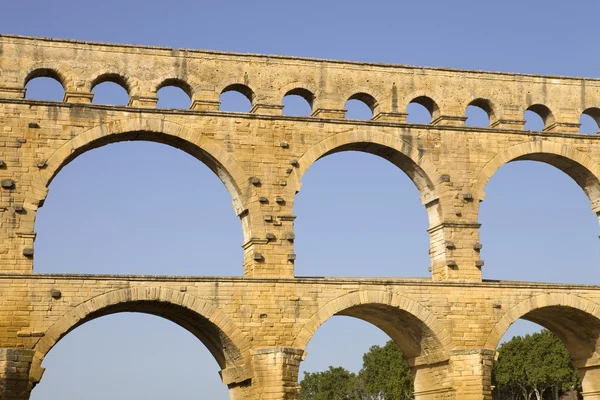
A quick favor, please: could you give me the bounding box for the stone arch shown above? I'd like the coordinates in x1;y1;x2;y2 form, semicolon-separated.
24;67;69;90
342;86;382;115
291;130;443;217
279;81;318;98
525;103;555;130
22;118;251;235
474;140;600;216
403;91;442;121
465;97;497;125
23;67;72;98
279;82;317;110
156;77;194;99
30;287;253;387
485;293;600;362
89;71;135;95
217;78;256;104
293;289;452;365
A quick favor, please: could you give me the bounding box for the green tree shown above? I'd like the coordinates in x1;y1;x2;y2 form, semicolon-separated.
359;340;414;400
299;366;364;400
523;330;579;400
493;335;532;399
492;330;580;400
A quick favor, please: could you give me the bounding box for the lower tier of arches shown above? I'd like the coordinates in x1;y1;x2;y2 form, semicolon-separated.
1;279;600;399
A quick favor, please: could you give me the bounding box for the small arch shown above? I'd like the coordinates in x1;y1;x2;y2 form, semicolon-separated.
91;73;131;94
31;287;253;386
407;96;440;123
347;92;378;113
581;107;600;134
525;104;554;131
25;68;66;89
24;68;66;101
466;98;494;127
282;88;314;116
220;84;254;112
92;81;129;106
156;78;193;109
157;78;193;98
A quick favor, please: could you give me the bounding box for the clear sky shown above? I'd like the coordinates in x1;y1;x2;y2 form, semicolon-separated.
1;1;599;399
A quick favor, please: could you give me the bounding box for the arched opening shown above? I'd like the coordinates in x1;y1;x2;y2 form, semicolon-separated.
295;146;434;277
345;93;377;120
156;79;192;109
299;317;410;399
31;313;230;399
406;96;439;124
282;88;313;116
488;298;600;399
581;107;600;134
25;69;65;101
34;139;244;275
466;99;493;127
296;293;451;398
91;74;130;106
30;291;251;400
524;104;553;131
219;84;253;112
480;158;599;283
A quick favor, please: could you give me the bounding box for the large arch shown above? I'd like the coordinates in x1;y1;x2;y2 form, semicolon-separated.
22;118;251;233
293;290;452;363
31;287;253;387
474;140;600;216
292;130;443;215
294;290;454;397
485;294;600;399
485;293;600;355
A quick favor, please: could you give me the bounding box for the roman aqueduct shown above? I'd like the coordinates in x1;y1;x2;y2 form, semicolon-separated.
0;34;600;399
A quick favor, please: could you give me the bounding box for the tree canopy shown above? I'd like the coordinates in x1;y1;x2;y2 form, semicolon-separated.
299;341;413;400
299;330;580;400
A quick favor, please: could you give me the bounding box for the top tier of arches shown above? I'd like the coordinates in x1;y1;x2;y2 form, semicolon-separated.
3;35;600;134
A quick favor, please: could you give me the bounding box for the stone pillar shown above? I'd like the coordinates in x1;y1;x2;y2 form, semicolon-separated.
489;105;526;130
578;361;600;399
411;359;455;399
428;221;483;281
250;347;303;400
544;109;581;133
0;349;35;400
448;349;495;400
0;86;25;99
430;103;467;127
311;93;345;119
128;95;158;108
63;91;93;104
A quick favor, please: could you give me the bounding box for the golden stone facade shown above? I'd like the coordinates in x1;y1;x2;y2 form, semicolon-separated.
0;34;599;399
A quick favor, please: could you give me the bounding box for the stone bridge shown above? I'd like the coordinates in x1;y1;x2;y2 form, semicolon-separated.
0;34;599;399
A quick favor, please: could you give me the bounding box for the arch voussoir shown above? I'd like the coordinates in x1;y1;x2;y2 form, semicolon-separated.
475;140;600;205
293;290;452;360
33;287;253;385
21;117;251;224
484;294;600;351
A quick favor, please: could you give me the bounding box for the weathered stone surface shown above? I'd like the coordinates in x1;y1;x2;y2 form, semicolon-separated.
0;34;600;399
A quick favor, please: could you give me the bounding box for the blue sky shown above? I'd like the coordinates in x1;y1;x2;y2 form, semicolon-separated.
2;1;599;399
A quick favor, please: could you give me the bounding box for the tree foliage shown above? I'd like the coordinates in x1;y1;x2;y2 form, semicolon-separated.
299;331;580;400
299;341;413;400
299;366;363;400
492;330;580;400
359;340;413;400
